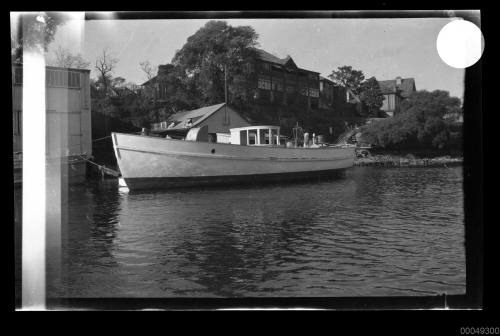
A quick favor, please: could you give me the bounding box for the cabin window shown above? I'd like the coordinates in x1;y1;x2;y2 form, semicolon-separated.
248;130;257;145
260;129;270;145
270;128;278;145
240;130;247;145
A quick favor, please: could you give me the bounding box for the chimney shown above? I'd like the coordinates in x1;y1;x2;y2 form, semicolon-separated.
396;76;402;87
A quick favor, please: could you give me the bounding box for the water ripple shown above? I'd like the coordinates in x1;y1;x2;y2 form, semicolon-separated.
50;166;465;297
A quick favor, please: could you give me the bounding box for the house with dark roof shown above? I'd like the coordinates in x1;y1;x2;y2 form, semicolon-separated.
254;48;320;109
319;76;349;109
378;77;416;117
150;103;251;140
142;48;322;110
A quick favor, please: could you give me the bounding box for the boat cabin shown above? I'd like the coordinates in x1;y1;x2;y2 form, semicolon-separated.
230;126;282;146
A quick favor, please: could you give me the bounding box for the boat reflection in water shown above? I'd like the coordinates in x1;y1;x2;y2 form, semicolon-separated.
112;125;355;191
44;166;464;298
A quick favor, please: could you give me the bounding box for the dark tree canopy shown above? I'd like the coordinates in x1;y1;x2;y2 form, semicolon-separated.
155;63;197;114
359;77;384;117
172;20;260;107
360;90;463;149
328;66;365;96
399;89;462;119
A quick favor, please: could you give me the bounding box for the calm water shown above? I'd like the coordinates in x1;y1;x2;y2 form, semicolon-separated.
16;166;465;298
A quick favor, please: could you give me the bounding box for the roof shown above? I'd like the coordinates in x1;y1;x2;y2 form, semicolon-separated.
320;75;335;84
165;103;227;131
378;77;416;98
255;48;318;74
255;48;289;65
141;77;156;86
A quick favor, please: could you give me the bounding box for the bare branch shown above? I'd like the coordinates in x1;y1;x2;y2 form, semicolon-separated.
95;48;119;93
51;45;90;69
140;60;157;80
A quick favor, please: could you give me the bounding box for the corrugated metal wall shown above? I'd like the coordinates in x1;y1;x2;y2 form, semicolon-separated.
12;66;92;158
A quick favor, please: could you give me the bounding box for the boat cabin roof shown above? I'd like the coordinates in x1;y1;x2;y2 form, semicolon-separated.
230;125;280;132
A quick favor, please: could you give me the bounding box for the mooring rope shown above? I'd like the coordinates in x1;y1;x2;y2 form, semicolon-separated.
72;154;120;177
15;134;123;177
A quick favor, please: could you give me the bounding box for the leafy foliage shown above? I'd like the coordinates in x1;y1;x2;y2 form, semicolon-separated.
359;77;384;117
360;90;462;149
11;12;67;62
172;20;260;107
328;67;384;118
328;66;365;96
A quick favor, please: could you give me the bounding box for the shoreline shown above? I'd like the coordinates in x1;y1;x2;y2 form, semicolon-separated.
354;154;463;167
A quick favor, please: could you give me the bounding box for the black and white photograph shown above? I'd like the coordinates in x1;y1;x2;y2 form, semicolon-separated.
12;11;485;312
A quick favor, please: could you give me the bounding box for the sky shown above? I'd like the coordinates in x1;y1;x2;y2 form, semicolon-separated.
48;16;466;99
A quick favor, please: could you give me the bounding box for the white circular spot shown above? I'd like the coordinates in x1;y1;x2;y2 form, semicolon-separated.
436;19;485;68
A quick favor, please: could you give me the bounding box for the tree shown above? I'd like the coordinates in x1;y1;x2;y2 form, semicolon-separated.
172;20;260;107
51;45;90;69
359;77;384;117
111;76;126;88
399;90;462;119
328;66;365;97
95;48;118;95
139;60;158;81
360;89;462;150
11;12;67;63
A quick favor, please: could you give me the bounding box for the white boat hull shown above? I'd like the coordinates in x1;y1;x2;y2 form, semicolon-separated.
112;132;355;190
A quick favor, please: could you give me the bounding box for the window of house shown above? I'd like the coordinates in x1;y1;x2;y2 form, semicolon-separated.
310;97;319;109
260;63;271;72
273;82;284;92
309;88;319;98
244;63;253;74
68;71;81;88
258;78;271;90
47;69;70;87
